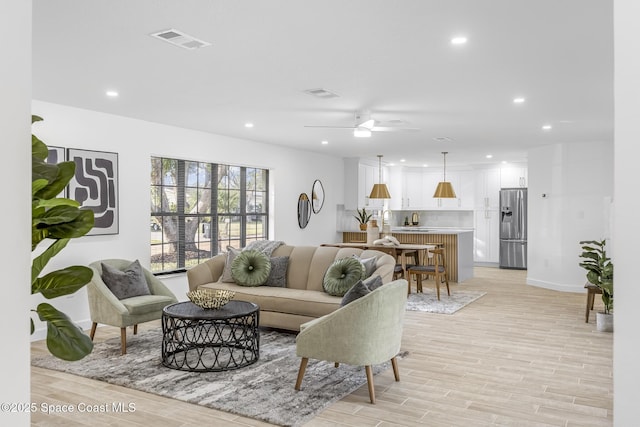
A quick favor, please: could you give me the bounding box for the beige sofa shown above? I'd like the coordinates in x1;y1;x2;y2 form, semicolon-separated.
186;245;396;331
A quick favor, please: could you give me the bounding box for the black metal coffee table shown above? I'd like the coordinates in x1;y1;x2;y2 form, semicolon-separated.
161;300;260;372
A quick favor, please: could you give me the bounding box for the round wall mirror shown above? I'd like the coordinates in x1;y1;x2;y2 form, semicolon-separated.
297;193;311;229
311;179;325;214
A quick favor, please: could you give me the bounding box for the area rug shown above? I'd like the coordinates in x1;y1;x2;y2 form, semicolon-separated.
31;328;404;427
406;289;486;314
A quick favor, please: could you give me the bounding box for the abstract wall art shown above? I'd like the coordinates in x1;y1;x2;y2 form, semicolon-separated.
67;148;119;235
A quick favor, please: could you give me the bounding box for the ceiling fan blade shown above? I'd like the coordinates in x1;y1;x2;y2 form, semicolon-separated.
371;127;421;132
357;119;376;130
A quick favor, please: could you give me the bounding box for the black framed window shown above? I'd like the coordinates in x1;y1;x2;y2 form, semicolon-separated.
151;157;269;274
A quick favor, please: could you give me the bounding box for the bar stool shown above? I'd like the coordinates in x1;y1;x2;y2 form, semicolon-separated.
407;248;450;300
584;282;602;323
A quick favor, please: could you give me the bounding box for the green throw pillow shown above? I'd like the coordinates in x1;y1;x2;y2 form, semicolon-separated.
231;250;271;287
323;257;365;297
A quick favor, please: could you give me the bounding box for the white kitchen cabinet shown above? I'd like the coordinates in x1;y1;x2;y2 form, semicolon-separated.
387;166;404;210
474;209;500;263
403;169;426;209
344;158;388;210
475;167;501;209
500;164;528;188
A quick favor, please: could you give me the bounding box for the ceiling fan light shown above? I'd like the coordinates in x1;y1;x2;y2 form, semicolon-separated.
433;182;457;198
354;127;372;138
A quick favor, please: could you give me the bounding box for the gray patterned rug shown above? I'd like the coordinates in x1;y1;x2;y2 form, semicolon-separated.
406;289;486;314
31;328;404;427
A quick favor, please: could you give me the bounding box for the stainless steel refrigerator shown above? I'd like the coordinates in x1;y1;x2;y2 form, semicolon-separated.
499;188;527;269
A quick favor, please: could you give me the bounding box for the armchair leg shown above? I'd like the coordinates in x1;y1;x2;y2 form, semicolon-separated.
89;322;97;340
334;362;339;368
120;328;127;355
295;357;308;390
365;365;376;404
133;324;138;335
391;357;400;382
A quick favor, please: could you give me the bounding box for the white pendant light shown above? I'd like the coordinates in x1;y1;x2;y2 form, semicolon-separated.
433;152;456;198
369;154;391;199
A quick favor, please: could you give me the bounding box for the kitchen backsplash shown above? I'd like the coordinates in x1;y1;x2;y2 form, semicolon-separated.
336;205;474;231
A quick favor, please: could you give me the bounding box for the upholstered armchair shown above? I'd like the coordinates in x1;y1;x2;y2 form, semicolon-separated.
294;279;407;403
87;259;178;354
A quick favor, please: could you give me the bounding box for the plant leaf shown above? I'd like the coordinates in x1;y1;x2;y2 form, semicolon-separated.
32;266;93;298
31;239;70;283
36;303;93;361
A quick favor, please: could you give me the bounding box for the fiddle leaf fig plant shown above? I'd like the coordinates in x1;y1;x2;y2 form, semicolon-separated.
579;239;613;314
32;115;95;361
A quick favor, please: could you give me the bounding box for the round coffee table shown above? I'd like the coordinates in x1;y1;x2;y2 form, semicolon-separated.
161;300;260;372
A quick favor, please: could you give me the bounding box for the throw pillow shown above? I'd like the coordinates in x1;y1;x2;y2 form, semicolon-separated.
323;257;365;297
352;254;377;279
340;280;371;306
221;246;241;283
101;260;151;300
263;256;289;287
363;274;383;291
231;249;272;287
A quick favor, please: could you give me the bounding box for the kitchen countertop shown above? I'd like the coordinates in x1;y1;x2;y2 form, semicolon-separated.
340;227;473;234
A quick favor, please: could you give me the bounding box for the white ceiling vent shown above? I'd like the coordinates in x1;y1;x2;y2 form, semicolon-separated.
303;88;339;99
150;29;211;50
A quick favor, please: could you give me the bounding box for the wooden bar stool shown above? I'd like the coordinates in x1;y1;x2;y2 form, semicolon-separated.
584;282;602;323
407;248;450;300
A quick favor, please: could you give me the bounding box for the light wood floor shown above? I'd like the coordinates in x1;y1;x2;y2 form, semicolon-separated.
31;267;612;426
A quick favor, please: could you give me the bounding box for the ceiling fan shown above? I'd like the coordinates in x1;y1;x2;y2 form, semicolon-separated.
304;111;420;137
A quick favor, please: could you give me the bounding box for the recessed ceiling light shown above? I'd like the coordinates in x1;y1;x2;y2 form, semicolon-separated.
389;163;396;167
422;164;428;167
106;90;119;97
502;161;508;164
513;97;525;104
542;124;552;130
451;36;468;45
486;154;493;159
321;140;328;145
400;159;406;162
244;123;254;128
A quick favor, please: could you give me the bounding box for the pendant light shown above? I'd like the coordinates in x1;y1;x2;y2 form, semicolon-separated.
369;154;391;199
433;151;456;198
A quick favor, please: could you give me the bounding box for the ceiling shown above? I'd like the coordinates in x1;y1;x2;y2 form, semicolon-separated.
32;0;613;168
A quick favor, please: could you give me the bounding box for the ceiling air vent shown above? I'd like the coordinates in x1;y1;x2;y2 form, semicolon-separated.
433;137;454;143
150;29;211;50
303;88;339;99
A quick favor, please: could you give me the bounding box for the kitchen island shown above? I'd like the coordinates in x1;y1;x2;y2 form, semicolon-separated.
341;227;474;282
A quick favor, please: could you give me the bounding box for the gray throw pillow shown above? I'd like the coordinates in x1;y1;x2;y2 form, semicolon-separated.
352;254;377;279
221;246;241;283
263;256;289;287
340;280;371;306
323;257;365;297
101;260;151;300
363;274;383;291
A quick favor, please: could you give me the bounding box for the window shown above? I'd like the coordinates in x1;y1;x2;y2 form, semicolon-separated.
150;157;269;274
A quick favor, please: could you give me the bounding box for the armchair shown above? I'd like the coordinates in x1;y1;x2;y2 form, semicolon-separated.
87;259;178;354
294;279;407;403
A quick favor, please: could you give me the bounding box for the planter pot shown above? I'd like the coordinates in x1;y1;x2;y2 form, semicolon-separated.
596;312;613;332
359;224;367;231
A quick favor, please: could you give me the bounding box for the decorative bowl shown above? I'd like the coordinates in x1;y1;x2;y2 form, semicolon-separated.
186;289;235;309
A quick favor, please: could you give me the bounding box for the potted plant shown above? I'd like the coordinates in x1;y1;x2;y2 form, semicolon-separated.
354;208;372;231
579;239;613;332
32;115;96;360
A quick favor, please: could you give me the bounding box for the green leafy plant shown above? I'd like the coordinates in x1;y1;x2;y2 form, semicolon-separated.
32;115;96;360
579;239;613;314
353;208;372;225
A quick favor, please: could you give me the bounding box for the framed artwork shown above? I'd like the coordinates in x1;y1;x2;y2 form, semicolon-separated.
67;148;119;235
46;145;65;165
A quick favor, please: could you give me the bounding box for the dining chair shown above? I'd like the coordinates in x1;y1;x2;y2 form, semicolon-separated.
407;248;450;300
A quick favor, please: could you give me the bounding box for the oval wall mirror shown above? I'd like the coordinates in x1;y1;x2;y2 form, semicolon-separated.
297;193;311;229
311;179;325;214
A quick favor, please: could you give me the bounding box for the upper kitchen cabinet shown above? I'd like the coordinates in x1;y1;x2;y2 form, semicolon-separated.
474;167;501;209
343;158;386;210
500;164;528;188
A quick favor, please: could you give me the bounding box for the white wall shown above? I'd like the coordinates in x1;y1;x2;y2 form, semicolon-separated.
526;141;613;292
1;1;31;425
614;0;640;423
30;100;344;338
